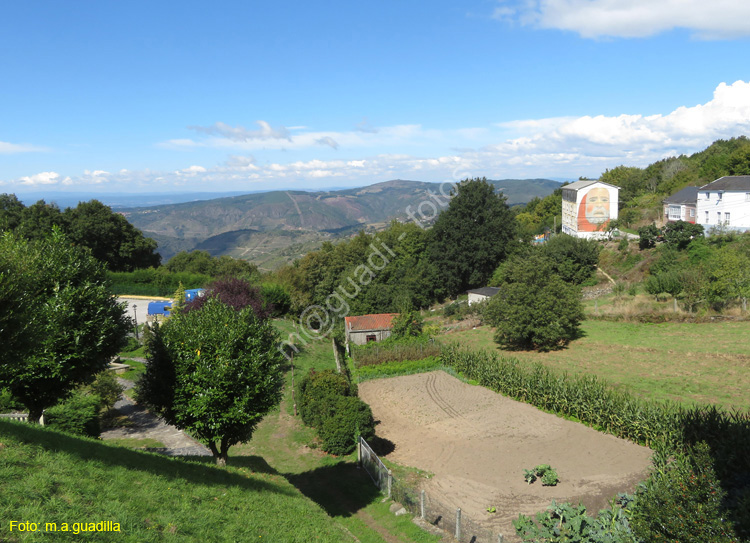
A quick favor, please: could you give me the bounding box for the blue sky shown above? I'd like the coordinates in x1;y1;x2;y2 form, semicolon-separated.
3;0;750;195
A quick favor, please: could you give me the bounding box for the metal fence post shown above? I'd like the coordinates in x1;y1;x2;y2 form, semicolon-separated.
387;470;392;499
420;490;425;520
455;508;461;541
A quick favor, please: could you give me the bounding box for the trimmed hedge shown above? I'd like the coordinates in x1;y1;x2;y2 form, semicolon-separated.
318;396;375;456
297;369;375;456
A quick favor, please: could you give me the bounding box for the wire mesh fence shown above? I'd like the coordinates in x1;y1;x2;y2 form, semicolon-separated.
359;437;503;543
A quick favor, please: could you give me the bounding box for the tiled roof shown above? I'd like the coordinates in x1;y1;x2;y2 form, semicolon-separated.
345;313;398;332
664;186;699;205
699;176;750;191
467;287;500;297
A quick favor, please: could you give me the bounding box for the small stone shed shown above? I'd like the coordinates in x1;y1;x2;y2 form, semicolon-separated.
344;313;398;346
467;287;500;305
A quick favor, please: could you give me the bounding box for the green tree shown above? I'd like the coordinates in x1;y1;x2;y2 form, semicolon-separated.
485;253;584;351
0;194;26;232
136;298;284;466
540;234;600;285
0;230;131;422
63;200;160;271
662;220;704;250
391;309;424;339
428;178;518;298
165;250;215;275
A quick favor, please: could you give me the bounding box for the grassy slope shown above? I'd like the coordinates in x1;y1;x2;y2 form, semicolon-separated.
234;323;441;543
0;421;350;543
445;319;750;411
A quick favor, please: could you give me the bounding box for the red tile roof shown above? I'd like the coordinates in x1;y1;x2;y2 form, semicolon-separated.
345;313;398;332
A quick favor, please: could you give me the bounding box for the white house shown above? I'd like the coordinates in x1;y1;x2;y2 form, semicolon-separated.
663;186;699;224
696;176;750;233
561;180;619;240
467;287;500;305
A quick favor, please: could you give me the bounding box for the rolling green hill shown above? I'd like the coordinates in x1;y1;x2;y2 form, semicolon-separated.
123;178;560;265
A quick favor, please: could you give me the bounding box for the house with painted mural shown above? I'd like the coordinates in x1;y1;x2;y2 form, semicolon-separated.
561;180;619;239
696;175;750;233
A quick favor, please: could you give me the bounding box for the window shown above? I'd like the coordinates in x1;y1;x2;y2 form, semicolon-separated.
705;192;710;199
366;334;377;343
705;211;709;224
718;212;722;224
725;212;731;225
668;205;681;220
690;208;695;218
718;192;723;200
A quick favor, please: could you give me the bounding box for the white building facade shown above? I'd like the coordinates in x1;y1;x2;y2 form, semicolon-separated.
561;180;619;240
696;176;750;233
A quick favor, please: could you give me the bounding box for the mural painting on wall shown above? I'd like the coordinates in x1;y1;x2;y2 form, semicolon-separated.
578;186;612;232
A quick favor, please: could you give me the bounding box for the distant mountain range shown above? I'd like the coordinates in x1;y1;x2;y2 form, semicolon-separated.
119;178;561;268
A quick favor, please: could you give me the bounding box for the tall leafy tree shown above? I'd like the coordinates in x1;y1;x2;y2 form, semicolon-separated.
137;298;284;466
0;230;131;422
63;200;160;271
428;178;518;298
485;252;584;351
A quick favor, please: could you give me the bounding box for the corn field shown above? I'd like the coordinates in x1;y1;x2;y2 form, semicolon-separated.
440;343;750;476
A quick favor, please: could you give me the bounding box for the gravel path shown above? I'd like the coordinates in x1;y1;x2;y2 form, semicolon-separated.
100;378;211;457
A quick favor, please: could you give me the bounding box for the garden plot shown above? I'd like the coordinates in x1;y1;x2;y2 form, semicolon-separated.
358;370;653;541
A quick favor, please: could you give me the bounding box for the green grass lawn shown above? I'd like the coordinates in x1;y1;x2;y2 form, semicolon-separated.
0;421;351;542
446;319;750;411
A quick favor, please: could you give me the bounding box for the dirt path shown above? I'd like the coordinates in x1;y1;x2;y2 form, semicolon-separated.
359;371;653;542
100;378;211;457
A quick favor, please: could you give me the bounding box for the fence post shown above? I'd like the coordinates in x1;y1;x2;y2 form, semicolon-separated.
357;437;361;467
498;534;504;543
455;508;461;541
420;490;425;520
387;470;393;499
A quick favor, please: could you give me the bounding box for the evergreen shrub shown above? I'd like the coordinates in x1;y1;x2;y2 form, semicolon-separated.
45;391;101;437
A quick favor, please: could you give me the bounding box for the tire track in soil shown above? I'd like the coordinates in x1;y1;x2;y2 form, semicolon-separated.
425;372;463;420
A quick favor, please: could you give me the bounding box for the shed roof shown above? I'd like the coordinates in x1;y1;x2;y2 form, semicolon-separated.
664;186;699;205
345;313;398;332
699;176;750;191
467;287;500;297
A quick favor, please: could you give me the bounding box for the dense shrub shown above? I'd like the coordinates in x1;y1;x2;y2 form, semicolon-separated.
44;391;101;437
260;283;291;316
0;388;24;414
638;224;660;249
107;268;210;297
632;443;738;542
318;396;375;456
298;369;355;429
84;370;124;412
539;234;600;285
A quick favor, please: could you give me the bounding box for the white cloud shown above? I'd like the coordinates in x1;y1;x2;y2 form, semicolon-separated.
495;0;750;39
19;171;63;186
9;81;750;192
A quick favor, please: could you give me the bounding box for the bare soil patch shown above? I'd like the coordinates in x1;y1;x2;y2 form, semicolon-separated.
359;371;653;541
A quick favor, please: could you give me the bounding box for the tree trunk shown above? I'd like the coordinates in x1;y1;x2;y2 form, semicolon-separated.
209;439;230;467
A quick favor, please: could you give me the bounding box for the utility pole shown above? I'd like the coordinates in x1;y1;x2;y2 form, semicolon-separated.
132;304;139;340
